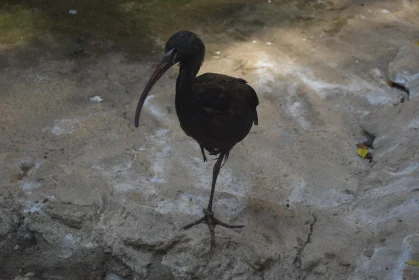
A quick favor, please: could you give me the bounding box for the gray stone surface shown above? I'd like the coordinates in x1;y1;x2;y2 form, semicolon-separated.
388;43;419;99
1;0;419;279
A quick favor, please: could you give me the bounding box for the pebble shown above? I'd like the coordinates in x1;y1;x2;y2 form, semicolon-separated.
89;96;103;103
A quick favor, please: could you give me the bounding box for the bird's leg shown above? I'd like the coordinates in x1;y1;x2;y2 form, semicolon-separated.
199;144;208;162
206;151;224;213
182;151;244;250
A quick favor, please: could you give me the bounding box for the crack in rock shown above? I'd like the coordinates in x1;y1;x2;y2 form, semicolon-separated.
293;212;317;277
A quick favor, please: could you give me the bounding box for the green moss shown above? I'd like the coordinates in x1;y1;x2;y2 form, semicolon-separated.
0;5;45;43
0;0;239;52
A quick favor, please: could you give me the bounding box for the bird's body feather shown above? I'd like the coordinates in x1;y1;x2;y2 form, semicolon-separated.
175;72;258;158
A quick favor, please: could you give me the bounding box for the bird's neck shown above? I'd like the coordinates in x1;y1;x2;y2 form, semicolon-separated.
176;62;200;101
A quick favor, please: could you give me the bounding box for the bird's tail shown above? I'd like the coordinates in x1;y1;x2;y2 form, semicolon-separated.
207;148;230;167
254;110;259;125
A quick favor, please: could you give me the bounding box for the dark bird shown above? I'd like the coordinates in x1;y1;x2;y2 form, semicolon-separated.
134;31;259;249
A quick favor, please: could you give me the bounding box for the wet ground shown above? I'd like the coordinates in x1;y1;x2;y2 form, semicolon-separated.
1;0;419;279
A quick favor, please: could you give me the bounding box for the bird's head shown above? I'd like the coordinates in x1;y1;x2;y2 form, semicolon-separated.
134;31;205;128
164;31;205;66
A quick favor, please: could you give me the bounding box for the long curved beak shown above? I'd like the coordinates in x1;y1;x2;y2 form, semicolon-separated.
134;50;175;128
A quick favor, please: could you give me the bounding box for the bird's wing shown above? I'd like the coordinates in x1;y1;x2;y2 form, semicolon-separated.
185;73;258;149
192;73;259;124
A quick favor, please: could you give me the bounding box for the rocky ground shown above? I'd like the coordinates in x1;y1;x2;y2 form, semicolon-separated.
1;0;419;279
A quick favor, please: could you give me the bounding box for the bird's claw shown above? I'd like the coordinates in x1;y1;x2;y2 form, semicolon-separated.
181;209;244;251
203;209;214;216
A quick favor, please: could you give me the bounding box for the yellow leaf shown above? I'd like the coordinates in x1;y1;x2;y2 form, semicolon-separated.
405;260;419;267
357;143;368;149
357;148;369;159
416;40;419;46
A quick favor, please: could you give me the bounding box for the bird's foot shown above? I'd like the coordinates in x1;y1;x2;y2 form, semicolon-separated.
181;209;244;250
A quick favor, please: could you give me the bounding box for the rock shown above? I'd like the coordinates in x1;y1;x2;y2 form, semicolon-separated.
105;273;123;280
16;229;37;248
313;264;327;275
0;207;16;239
355;99;419;279
347;275;367;280
107;259;133;278
13;276;29;280
45;201;94;229
111;205;179;250
146;262;175;280
388;43;419;98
